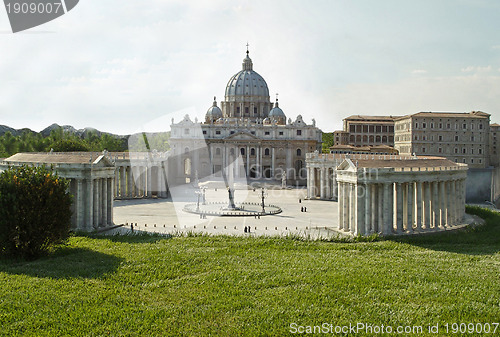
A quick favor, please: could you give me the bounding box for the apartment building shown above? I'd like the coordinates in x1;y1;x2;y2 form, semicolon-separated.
394;111;490;168
333;115;397;147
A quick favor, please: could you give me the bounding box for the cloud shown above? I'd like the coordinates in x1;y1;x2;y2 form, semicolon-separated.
461;65;492;73
412;69;427;74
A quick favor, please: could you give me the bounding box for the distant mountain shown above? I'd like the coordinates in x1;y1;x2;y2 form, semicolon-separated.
0;123;128;139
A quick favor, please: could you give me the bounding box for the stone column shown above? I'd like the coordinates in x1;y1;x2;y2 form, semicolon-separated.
86;178;93;229
309;167;316;199
423;182;431;229
396;182;403;233
451;180;457;224
356;184;365;236
338;181;344;231
120;166;125;198
343;182;349;232
320;168;326;199
432;181;439;228
377;184;383;233
382;183;393;235
325;169;332;200
102;178;108;226
364;183;371;234
76;179;83;230
439;181;445;228
93;179;99;227
350;183;356;233
114;168;119;198
416;181;422;230
108;178;113;225
127;166;133;198
407;182;414;232
147;165;152;198
371;184;377;233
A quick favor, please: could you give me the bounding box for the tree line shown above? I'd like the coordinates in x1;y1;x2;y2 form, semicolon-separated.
0;128;128;157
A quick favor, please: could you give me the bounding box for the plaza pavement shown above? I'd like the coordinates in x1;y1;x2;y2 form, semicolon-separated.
110;187;340;238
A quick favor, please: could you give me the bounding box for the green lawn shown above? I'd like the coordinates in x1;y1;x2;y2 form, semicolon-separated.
0;207;499;336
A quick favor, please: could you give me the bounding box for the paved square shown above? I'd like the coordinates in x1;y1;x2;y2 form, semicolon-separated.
110;187;339;238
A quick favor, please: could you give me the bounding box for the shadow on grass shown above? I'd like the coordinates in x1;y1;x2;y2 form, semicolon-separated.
0;247;123;279
76;231;172;244
386;206;500;256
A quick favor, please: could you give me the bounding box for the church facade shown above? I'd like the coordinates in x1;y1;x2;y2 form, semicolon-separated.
168;49;322;186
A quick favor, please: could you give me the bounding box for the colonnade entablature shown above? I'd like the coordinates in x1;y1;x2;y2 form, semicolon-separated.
335;157;468;237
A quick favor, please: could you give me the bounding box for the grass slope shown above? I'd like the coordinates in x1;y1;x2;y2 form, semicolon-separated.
0;207;499;336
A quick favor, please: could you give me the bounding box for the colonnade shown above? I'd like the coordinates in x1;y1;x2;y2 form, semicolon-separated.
307;166;337;200
72;176;114;230
337;178;467;236
114;163;168;199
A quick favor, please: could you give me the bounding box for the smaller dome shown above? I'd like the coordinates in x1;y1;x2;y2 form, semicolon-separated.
268;98;286;125
269;99;285;117
205;97;222;123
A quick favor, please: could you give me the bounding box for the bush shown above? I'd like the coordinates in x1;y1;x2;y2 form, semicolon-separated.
0;165;72;259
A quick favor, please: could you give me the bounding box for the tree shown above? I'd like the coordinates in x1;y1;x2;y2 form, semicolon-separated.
322;132;333;153
51;138;90;152
0;165;72;259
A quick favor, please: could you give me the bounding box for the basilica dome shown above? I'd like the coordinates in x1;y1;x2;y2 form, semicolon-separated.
268;99;286;125
224;51;270;100
205;97;223;123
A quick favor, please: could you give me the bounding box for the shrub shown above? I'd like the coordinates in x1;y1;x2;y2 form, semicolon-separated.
0;165;72;259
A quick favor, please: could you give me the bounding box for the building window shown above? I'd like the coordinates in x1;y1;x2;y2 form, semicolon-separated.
216;130;221;135
479;123;483;129
415;122;419;129
447;123;451;129
265;131;270;135
245;107;249;115
471;123;474;129
471;159;474;164
297;149;302;156
184;147;189;154
463;123;467;129
479;148;482;154
202;130;207;135
430;122;434;129
438;147;442;153
251;131;255;135
349;125;355;132
251;148;255;156
423;136;426;141
439;123;442;129
297;130;302;136
471;136;475;141
455;135;459;142
240;148;245;155
454;148;458;154
184;128;190;135
279;131;283;136
264;148;270;156
479;159;482;164
422;147;426;153
215;148;221;156
471;149;474;154
438;135;443;141
462;148;466;154
422;122;426;129
236;107;240;116
254;107;258;115
230;131;235;134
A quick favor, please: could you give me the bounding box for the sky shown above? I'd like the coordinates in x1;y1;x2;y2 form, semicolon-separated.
1;0;500;134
